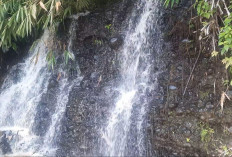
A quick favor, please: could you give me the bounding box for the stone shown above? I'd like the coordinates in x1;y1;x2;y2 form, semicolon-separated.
176;107;185;115
168;103;178;109
228;127;232;134
169;85;177;90
109;36;123;50
197;100;204;108
206;102;214;109
182;39;191;43
110;38;118;43
226;90;232;99
185;122;192;129
0;132;12;154
90;72;98;80
177;66;183;71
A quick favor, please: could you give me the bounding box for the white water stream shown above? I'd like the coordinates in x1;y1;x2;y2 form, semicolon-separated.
0;0;161;155
0;25;81;155
101;0;159;156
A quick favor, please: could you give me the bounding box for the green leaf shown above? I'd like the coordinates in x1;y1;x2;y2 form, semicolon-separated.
31;4;37;20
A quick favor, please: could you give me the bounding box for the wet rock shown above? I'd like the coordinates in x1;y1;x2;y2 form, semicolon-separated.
205;102;214;109
181;127;191;136
169;85;177;90
226;90;232;99
182;39;191;43
197;100;204;108
110;38;117;43
185;122;192;129
0;132;12;155
176;107;185;115
168;103;178;109
109;36;123;50
90;72;99;80
176;65;182;71
228;127;232;134
207;68;213;74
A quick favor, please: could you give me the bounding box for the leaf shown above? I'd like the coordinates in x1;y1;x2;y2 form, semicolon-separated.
57;72;62;81
211;51;219;57
35;51;40;65
56;1;61;13
31;4;37;20
39;1;47;12
64;50;74;64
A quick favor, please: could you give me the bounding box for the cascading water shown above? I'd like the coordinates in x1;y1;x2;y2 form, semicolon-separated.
101;0;160;156
0;0;163;155
0;21;82;155
0;30;51;156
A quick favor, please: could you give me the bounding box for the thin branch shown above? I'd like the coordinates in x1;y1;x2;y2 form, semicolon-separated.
222;0;230;16
183;49;202;96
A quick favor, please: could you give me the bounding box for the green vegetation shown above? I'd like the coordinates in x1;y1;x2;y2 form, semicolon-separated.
199;91;209;100
94;39;103;45
194;0;232;85
105;24;112;30
163;0;232;87
163;0;179;8
198;122;214;151
46;50;56;69
0;0;113;52
64;50;74;64
221;145;232;156
200;125;214;143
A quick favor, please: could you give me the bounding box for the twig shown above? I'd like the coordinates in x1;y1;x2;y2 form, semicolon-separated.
222;0;230;16
183;50;201;96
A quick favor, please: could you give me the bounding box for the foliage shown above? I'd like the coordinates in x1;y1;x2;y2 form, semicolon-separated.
0;0;112;51
221;145;232;156
193;0;232;85
198;122;214;152
201;126;214;143
105;24;111;30
64;50;74;64
94;39;103;45
195;0;215;19
46;50;56;69
219;16;232;55
162;0;179;8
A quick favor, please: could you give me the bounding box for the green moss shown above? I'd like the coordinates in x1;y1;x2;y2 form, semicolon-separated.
199;91;209;100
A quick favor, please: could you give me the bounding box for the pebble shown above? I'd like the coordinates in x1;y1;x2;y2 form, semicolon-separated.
197;100;204;108
206;102;214;109
110;38;118;43
228;127;232;133
169;103;178;109
169;85;177;90
185;122;192;129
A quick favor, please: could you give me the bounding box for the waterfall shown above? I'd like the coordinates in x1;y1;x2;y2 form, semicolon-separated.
101;0;160;156
0;0;162;155
0;23;82;155
0;30;51;155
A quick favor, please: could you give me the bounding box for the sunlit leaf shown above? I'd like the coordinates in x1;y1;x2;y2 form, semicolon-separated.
39;1;47;12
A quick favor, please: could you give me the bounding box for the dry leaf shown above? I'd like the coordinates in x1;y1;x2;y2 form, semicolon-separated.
220;91;226;113
56;1;61;12
35;51;40;65
97;75;102;86
57;72;62;81
31;4;37;19
39;1;47;12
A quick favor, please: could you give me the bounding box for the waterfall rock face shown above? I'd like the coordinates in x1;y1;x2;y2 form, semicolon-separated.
1;0;222;156
0;0;169;156
57;0;167;156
